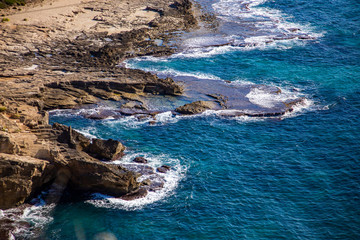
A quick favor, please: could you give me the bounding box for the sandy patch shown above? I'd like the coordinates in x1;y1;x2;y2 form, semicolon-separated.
5;0;100;31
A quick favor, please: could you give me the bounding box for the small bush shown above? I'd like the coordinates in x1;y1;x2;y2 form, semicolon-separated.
4;0;16;6
0;106;7;112
0;0;26;8
1;17;9;22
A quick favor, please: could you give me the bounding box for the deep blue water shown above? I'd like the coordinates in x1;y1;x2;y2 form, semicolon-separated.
45;0;360;239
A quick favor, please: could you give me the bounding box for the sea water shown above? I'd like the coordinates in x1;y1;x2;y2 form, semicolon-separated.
40;0;360;239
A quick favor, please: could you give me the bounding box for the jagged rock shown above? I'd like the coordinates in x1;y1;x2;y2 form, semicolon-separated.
66;159;139;197
87;139;125;161
156;165;171;173
141;179;151;186
121;101;147;110
175;101;218;114
0;204;31;240
147;178;165;191
53;123;125;161
52;123;91;151
83;109;115;120
0;154;56;209
133;156;148;164
121;188;148;201
284;97;305;110
122;164;155;175
0;133;20;154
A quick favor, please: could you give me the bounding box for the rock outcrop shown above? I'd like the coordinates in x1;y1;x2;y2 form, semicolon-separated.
0;121;140;209
157;165;171;173
175;101;219;114
133;157;148;164
0;154;55;209
87;139;125;161
0;133;19;154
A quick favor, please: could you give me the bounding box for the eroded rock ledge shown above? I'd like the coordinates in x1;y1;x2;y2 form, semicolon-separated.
0;119;140;210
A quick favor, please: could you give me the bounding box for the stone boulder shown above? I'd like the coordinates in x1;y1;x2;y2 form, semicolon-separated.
87;139;125;161
133;157;148;164
175;101;218;114
156;165;171;173
66;159;140;197
121;188;148;201
0;132;20;154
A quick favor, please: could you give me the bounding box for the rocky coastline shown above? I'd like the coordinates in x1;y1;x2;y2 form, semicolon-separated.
0;0;198;238
0;0;308;238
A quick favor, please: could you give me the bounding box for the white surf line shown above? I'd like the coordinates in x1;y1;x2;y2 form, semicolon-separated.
170;0;324;58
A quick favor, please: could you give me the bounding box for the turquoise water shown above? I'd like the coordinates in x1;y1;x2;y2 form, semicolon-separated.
45;0;360;239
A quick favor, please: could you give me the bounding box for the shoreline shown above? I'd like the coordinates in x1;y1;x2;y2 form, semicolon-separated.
0;0;309;238
0;0;198;238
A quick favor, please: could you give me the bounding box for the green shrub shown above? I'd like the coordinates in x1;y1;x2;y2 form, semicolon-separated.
0;106;7;112
1;17;9;22
4;0;16;6
0;0;26;8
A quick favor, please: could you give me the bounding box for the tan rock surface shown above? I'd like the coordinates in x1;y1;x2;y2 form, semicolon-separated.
0;0;197;211
0;0;198;238
0;153;56;209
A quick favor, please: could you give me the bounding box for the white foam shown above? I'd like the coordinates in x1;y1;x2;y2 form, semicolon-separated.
76;127;98;140
212;0;321;37
50;107;112;118
246;86;299;108
170;44;236;59
0;204;55;239
155;111;179;124
103;116;151;129
281;97;314;118
124;59;221;80
229;79;256;86
171;0;323;58
21;204;54;230
87;152;187;210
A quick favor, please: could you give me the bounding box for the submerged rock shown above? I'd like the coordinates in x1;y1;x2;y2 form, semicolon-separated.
175;101;218;114
121;188;148;201
148;178;165;191
133;157;148;164
83;109;116;120
284;97;306;110
157;165;171;173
